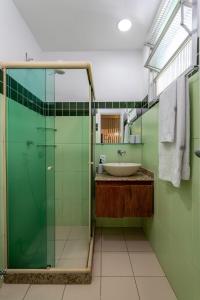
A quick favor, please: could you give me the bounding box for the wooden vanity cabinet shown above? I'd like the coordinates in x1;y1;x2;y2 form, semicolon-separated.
95;181;153;218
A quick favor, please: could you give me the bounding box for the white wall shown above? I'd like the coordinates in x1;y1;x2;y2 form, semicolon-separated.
0;0;41;61
0;0;147;101
41;51;145;101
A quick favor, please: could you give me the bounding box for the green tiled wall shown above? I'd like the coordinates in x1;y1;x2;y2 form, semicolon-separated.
55;117;143;228
142;72;200;300
95;143;143;227
55;117;90;226
95;144;142;166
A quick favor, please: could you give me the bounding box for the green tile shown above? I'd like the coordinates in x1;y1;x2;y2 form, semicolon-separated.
113;102;120;108
84;102;89;109
135;102;142;108
69;102;76;109
128;102;135;108
120;102;127;108
63;102;69;109
189;73;200;139
77;110;84;116
55;117;83;144
56;110;62;116
70;110;76;116
62;109;69;116
62;144;83;172
56;102;63;109
106;102;112;108
142;74;200;300
77;102;84;110
99;102;106;108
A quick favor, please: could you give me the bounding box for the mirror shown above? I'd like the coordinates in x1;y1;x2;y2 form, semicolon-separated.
95;108;142;144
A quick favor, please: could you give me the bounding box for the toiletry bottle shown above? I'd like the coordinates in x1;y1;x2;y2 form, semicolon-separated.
98;159;103;174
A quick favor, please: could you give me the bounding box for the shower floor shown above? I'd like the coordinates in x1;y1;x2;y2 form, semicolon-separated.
55;226;90;269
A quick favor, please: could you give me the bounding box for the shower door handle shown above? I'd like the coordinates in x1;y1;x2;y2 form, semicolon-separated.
195;150;200;158
47;166;54;171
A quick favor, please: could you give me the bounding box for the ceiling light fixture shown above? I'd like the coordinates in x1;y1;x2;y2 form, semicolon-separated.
118;19;132;32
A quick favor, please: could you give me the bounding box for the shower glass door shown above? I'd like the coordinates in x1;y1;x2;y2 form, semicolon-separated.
6;68;55;268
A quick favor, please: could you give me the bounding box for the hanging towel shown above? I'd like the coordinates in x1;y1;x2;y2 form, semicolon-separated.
159;75;190;187
180;76;190;180
159;81;177;142
124;124;129;143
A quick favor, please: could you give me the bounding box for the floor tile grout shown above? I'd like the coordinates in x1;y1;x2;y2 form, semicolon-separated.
61;284;67;300
123;228;141;300
99;227;102;300
22;284;31;300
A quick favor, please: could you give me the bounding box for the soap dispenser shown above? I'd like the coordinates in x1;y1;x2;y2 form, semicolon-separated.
98;158;103;174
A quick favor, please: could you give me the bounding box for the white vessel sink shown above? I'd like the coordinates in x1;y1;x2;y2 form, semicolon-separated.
103;163;141;177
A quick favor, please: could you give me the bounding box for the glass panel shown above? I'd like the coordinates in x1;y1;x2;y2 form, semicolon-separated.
6;68;55;268
147;5;192;70
148;0;179;45
54;69;90;269
45;69;55;267
156;38;192;95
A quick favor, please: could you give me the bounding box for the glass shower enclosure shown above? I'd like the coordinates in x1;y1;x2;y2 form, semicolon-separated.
2;62;94;270
6;68;55;268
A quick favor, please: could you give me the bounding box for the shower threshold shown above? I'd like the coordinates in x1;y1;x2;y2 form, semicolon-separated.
4;234;94;285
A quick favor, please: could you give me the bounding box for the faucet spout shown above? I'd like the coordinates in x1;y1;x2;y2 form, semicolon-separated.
117;149;126;156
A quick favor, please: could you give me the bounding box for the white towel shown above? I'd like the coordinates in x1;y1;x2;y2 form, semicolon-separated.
159;75;190;187
124;124;129;143
159;81;177;142
181;76;190;180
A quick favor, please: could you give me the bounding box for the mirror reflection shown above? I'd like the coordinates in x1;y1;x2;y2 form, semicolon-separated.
95;108;142;144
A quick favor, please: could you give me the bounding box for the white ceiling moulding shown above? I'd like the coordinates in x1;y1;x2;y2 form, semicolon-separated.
145;0;194;72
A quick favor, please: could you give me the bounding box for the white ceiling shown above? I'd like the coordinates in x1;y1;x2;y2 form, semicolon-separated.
13;0;161;51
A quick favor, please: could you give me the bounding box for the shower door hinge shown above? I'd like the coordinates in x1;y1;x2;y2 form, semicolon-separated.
0;269;7;282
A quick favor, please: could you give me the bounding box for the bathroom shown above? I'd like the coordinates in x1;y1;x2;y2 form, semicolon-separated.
0;0;199;299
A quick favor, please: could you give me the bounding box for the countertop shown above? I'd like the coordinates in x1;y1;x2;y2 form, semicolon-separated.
95;167;154;182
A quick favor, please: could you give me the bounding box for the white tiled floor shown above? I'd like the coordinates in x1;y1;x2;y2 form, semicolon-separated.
94;227;177;300
55;226;89;268
0;227;177;300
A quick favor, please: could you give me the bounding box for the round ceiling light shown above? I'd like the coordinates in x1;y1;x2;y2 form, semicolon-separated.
118;19;132;32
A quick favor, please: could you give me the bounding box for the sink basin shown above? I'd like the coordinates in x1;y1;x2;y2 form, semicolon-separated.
103;163;141;177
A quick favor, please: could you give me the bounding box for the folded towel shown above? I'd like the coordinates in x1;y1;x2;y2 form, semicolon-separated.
159;81;177;142
159;75;190;187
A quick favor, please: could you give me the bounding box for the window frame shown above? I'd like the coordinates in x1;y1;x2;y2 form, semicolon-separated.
145;0;198;99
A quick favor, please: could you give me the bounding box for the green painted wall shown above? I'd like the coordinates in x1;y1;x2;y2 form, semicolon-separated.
95;143;143;227
142;73;200;300
55;116;90;226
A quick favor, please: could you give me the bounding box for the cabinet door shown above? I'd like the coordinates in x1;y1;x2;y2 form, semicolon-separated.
96;184;124;217
124;184;153;217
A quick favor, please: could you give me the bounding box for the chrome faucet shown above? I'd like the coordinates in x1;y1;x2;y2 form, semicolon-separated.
117;149;126;156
